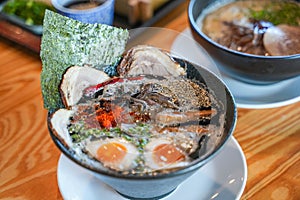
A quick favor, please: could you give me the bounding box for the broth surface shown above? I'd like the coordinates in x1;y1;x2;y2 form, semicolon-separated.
67;75;224;175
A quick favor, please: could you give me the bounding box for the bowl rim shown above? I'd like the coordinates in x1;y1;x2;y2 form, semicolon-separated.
48;57;237;180
51;0;114;14
188;0;300;59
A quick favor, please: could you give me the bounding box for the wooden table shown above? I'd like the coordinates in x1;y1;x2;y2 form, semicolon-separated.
1;2;299;200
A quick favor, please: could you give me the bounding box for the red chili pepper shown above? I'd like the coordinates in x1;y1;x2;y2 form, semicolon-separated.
95;104;125;128
83;76;144;98
84;77;122;97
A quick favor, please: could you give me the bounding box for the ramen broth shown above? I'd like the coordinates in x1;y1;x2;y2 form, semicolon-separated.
66;75;224;175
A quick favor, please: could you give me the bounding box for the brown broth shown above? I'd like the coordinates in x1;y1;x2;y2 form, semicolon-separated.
67;75;224;174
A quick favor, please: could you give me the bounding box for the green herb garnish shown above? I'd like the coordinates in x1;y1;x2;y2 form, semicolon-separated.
68;121;151;149
40;10;129;111
69;122;123;143
249;1;300;26
127;123;151;137
2;0;54;25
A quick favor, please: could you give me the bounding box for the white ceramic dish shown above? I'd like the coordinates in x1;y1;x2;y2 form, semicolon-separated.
57;136;247;200
171;29;300;109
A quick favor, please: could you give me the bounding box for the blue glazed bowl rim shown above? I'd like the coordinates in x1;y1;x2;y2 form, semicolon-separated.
188;0;300;60
51;0;114;14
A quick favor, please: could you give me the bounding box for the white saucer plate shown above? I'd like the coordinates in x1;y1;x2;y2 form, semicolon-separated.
171;29;300;109
57;137;247;200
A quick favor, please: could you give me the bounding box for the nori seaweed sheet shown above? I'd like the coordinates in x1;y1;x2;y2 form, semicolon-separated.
40;10;129;111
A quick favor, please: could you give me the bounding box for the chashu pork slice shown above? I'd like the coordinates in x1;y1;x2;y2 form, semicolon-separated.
117;45;186;77
60;66;110;108
49;108;74;148
263;24;300;56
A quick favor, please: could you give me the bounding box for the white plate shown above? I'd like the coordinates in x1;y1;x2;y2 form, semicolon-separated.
171;29;300;109
57;137;247;200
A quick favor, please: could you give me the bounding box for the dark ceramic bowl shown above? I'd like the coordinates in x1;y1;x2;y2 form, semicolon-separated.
188;0;300;85
48;58;237;200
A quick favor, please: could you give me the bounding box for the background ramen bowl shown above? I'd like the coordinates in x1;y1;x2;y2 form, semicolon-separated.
188;0;300;85
48;57;237;200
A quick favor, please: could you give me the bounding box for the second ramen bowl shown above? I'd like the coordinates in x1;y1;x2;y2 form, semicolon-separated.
188;0;300;85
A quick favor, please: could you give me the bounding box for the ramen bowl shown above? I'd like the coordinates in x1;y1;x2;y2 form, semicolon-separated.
48;56;237;200
188;0;300;85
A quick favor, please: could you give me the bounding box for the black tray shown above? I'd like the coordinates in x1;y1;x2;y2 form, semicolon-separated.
0;0;185;53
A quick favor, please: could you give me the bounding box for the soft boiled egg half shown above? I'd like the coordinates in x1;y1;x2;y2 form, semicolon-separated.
85;138;139;171
144;138;190;171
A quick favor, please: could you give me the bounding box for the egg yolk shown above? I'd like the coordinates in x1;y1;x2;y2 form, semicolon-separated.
96;142;127;164
153;144;185;166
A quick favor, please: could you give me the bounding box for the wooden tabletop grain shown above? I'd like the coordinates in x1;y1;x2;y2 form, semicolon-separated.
0;2;300;200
